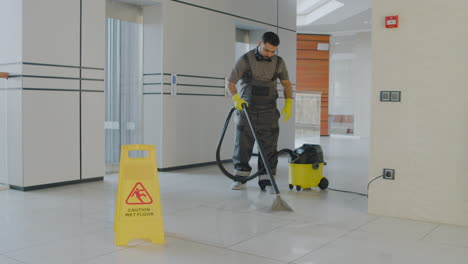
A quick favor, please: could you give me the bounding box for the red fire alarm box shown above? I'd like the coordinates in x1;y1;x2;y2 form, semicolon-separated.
385;15;398;28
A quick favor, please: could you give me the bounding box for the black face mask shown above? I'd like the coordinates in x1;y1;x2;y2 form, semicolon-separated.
255;46;272;62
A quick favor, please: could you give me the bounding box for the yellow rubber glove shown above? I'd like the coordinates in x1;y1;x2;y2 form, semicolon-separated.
232;94;248;111
282;98;293;122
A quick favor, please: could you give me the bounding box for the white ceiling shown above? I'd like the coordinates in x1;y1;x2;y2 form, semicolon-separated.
296;0;371;34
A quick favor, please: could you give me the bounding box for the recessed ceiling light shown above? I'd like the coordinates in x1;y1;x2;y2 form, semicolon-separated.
297;0;323;15
297;0;344;26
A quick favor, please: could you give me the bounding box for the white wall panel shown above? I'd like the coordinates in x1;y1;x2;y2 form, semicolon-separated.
161;1;234;168
0;0;22;65
6;90;23;187
82;69;105;80
22;91;80;186
22;78;79;90
81;92;105;179
82;0;106;69
162;96;233;168
277;28;297;85
143;95;164;165
278;0;296;31
0;81;9;185
277;27;296;151
82;80;105;91
143;4;164;166
143;4;163;74
23;0;80;66
23;65;80;79
163;1;234;76
176;0;277;26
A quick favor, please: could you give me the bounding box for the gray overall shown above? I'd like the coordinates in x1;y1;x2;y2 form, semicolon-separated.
233;54;281;181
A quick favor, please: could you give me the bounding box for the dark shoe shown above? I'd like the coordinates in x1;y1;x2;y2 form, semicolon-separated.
258;180;271;191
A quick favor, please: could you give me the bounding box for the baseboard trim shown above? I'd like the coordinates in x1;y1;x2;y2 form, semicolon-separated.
10;177;104;192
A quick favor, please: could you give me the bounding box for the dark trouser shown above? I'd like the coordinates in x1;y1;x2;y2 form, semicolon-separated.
232;107;280;180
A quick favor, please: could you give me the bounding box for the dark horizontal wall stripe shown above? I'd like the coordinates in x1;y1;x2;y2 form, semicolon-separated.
178;74;225;80
176;93;225;97
23;62;80;68
170;0;295;33
145;73;223;79
10;75;103;81
143;82;171;86
82;66;104;70
82;78;104;81
10;75;80;80
144;73;171;76
144;92;172;95
144;72;228;96
23;88;80;92
178;84;224;89
144;73;162;76
82;90;105;93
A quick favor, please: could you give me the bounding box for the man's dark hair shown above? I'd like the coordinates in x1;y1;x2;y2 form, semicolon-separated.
262;31;280;46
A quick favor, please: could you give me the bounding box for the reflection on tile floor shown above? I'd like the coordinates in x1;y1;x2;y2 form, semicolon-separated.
1;137;467;263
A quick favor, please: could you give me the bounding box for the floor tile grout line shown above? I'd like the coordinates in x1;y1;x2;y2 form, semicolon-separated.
162;235;286;263
226;247;288;263
0;253;28;264
3;225;144;263
430;241;468;249
168;203;294;222
419;224;441;241
78;242;145;263
0;225;114;256
286;216;381;264
225;219;297;248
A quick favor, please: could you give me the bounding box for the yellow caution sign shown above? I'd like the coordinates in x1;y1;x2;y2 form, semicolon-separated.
114;144;165;246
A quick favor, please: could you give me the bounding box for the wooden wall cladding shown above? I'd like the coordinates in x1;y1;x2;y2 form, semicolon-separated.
296;34;330;136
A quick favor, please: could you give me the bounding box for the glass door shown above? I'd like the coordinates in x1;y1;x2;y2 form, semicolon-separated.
105;18;144;173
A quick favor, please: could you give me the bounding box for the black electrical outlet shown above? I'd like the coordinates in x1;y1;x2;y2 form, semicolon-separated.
383;168;395;180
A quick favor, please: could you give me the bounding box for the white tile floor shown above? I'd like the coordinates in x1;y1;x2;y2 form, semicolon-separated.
1;137;468;263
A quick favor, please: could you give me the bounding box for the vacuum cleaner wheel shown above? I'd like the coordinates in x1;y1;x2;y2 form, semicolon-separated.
319;177;329;190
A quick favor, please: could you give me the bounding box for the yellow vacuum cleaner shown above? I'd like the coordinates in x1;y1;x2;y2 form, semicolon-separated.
216;107;329;211
288;144;328;191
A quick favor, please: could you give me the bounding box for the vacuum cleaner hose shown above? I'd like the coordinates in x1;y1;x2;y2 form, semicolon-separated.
216;107;297;184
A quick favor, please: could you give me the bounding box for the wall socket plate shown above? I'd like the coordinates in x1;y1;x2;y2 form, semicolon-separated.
380;91;401;102
383;168;395;180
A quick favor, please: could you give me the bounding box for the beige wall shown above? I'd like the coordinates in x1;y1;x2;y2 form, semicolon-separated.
370;0;468;226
